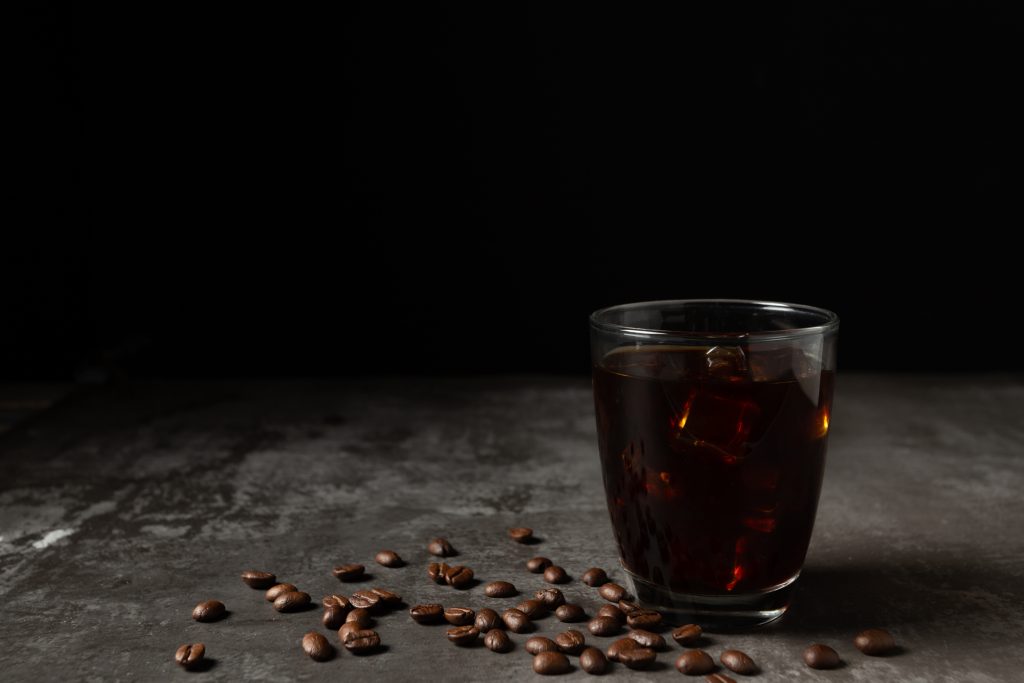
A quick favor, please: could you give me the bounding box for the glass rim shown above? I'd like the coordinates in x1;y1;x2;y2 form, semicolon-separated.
590;299;840;342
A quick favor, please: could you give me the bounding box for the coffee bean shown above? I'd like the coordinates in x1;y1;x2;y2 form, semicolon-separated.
587;616;620;636
502;608;532;633
475;607;502;632
265;583;297;602
333;563;365;582
581;567;608;587
672;623;704;646
706;674;737;683
543;565;569;584
554;630;586;655
606;637;638;662
447;625;480;646
446;565;474;589
526;636;559;655
535;587;565;608
349;590;381;611
484;581;517;598
517;598;547;618
484;628;513;653
346;607;372;627
444;607;475;625
627;629;666;650
274;591;310;612
619;647;656;669
854;628;896;655
369;587;402;607
302;631;334;662
375;550;403;567
240;570;275;589
175;643;205;670
579;646;608;674
720;649;757;675
409;603;444;624
322;594;351;611
617;600;640;615
555;603;586;622
191;600;225;622
598;583;626;602
627;609;663;629
527;556;552;573
533;651;571;675
596;604;625;624
342;628;381;654
427;562;447;584
803;643;840;669
323;605;346;629
509;527;534;543
427;537;455;557
675;649;715;675
337;622;360;641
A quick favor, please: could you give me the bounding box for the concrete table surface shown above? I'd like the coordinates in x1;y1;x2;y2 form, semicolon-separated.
0;376;1022;682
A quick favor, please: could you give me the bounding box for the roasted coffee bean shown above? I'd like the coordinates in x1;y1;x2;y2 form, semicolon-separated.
720;649;757;674
444;607;475;625
446;565;474;589
676;649;715;675
409;603;444;624
581;567;608;587
627;609;663;629
672;623;704;646
535;587;565;608
587;616;620;636
484;628;513;653
175;643;205;670
346;607;372;627
369;587;402;607
527;556;552;573
343;628;381;654
337;622;360;641
192;600;226;622
509;527;534;543
447;625;480;646
706;674;737;683
620;647;656;670
627;630;666;650
596;604;625;624
554;629;586;655
333;563;365;581
555;603;586;622
579;646;608;674
598;583;626;602
274;591;310;612
265;583;297;602
533;651;571;675
606;637;638;662
322;594;351;611
502;608;532;633
302;631;334;661
485;581;517;598
517;598;547;618
475;607;502;632
427;562;447;584
323;605;346;629
349;590;381;610
427;537;455;557
803;643;840;669
854;628;896;655
617;600;640;615
526;636;559;654
241;570;276;589
543;565;569;584
375;550;403;567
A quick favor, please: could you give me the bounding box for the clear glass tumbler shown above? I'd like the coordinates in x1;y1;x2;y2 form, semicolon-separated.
590;300;839;629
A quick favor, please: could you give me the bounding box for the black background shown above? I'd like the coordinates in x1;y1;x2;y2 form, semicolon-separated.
10;3;1021;379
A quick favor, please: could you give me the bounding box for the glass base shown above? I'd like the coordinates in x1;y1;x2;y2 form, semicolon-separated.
623;567;799;631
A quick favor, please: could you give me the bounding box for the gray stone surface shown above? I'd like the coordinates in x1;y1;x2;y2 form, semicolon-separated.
0;376;1022;681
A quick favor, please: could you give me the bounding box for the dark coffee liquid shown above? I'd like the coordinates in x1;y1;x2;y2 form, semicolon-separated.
593;345;833;595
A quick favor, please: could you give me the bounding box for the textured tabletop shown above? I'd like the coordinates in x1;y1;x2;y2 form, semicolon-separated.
1;376;1022;681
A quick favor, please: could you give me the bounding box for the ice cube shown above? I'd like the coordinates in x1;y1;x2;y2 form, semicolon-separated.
704;345;748;378
672;389;760;464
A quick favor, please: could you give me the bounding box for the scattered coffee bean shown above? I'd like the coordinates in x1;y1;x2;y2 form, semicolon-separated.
265;583;297;602
445;565;474;589
533;651;571;675
447;625;480;646
175;643;205;670
627;609;663;629
485;581;517;598
191;599;225;622
517;598;547;618
581;567;609;587
274;591;310;613
302;631;334;662
323;605;346;630
526;636;559;655
854;628;896;655
427;562;447;584
598;583;626;602
627;630;666;650
544;565;569;584
485;629;513;652
587;615;620;636
342;628;381;654
596;604;625;624
410;603;444;624
706;674;737;683
803;643;840;669
337;622;360;641
369;587;402;607
676;649;715;675
617;600;640;615
555;629;587;655
240;570;276;589
555;603;586;622
619;647;657;670
606;637;638;662
502;608;532;633
475;607;502;632
672;624;704;646
527;556;552;573
346;607;372;627
509;527;534;543
322;594;351;611
375;550;403;567
535;587;566;608
427;537;455;557
720;649;757;675
444;607;475;625
333;563;365;582
579;646;608;674
349;590;381;610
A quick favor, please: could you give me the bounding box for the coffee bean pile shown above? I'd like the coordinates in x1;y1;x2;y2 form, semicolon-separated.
173;529;900;676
